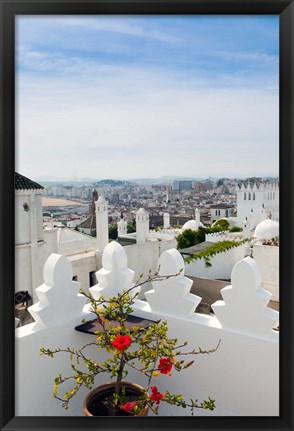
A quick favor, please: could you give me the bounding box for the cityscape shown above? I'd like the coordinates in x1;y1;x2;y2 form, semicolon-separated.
40;175;276;232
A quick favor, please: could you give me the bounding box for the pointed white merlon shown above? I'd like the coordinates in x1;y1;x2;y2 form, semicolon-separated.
145;248;201;318
90;241;138;300
212;257;279;337
28;253;86;329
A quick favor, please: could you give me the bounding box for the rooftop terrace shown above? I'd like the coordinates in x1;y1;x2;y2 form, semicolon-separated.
15;243;279;417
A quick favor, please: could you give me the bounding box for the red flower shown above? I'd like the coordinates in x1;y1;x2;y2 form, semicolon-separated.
111;334;131;351
158;358;173;375
119;401;137;412
150;386;165;405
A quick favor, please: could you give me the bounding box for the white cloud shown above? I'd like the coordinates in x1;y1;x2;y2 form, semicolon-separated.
16;64;279;180
59;16;180;44
15;15;279;180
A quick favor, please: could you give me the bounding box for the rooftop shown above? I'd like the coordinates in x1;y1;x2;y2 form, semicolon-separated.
77;216;96;230
15;172;44;191
57;227;97;256
179;241;215;255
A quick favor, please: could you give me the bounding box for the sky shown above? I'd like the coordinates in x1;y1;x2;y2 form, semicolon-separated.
15;15;279;182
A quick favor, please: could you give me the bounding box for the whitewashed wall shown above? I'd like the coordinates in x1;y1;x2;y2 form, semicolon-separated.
184;244;246;280
124;237;177;283
15;190;44;245
205;231;243;243
15;229;58;302
68;251;97;291
15;245;279;417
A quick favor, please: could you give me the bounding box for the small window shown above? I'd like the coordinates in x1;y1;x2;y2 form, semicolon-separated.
253;192;255;200
89;271;97;287
244;192;246;200
248;192;251;200
72;275;78;281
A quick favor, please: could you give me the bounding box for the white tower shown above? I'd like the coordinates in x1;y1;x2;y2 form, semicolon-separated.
236;179;279;227
163;212;170;229
117;218;128;238
195;207;200;230
136;208;149;244
15;173;45;303
243;216;250;239
95;196;109;252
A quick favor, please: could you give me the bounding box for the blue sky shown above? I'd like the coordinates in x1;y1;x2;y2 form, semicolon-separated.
16;15;279;181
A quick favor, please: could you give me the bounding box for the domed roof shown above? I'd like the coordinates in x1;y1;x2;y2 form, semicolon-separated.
182;220;204;231
254;219;279;240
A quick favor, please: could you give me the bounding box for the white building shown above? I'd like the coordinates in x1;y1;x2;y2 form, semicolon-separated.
210;204;235;223
15;173;58;304
236;179;279;228
251;218;279;302
15;174;176;310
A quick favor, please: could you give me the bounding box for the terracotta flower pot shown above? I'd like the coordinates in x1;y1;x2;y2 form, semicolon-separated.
83;381;149;416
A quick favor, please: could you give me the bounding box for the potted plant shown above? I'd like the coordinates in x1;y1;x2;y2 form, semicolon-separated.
41;269;220;416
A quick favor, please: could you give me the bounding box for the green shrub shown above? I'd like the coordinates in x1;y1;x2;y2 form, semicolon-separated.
177;229;198;249
176;222;242;250
127;219;136;233
109;225;118;240
212;219;230;231
229;226;243;233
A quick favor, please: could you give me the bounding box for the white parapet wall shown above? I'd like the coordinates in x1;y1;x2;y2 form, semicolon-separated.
15;244;279;417
184;244;246;280
205;231;243;243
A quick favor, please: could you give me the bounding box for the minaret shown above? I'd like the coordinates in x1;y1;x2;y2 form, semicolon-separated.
89;189;98;216
117;214;128;238
163;212;170;229
195;207;200;230
136;208;149;244
95;195;109;252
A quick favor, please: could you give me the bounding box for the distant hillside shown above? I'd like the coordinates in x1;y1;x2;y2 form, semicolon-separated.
94;179;134;187
130;176;206;185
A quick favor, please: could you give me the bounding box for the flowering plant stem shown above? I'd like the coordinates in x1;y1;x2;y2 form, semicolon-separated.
41;268;220;415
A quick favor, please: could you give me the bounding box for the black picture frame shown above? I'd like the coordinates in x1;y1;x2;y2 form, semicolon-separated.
0;1;293;430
